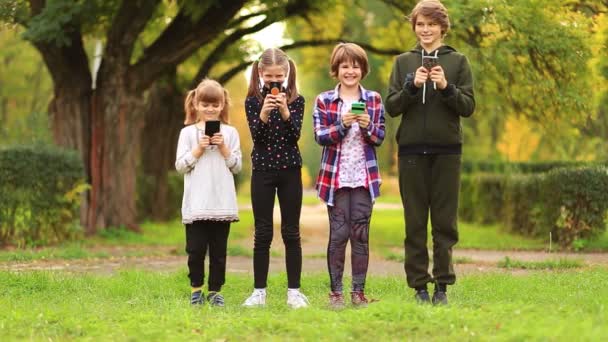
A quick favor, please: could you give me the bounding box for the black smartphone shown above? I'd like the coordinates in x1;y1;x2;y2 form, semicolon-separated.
205;120;220;139
269;81;282;95
422;56;439;70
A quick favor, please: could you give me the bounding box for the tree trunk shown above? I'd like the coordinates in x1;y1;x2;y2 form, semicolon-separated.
139;70;183;221
89;64;144;232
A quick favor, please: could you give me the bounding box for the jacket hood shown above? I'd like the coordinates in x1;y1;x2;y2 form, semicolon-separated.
409;44;457;56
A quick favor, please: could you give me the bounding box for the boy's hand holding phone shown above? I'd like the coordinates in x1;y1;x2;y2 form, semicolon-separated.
429;66;447;89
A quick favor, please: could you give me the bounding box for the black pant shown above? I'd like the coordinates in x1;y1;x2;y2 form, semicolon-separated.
398;154;461;288
251;168;302;288
185;220;230;291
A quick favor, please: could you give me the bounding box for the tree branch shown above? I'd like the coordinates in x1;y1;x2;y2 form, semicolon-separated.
104;0;161;63
191;0;319;88
217;38;402;84
131;0;247;91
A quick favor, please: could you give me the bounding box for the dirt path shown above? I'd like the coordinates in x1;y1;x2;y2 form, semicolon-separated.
2;204;607;275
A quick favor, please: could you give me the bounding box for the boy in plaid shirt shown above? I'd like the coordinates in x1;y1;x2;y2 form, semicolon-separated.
313;43;385;309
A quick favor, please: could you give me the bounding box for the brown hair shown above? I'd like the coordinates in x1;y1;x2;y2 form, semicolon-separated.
409;0;450;36
183;78;231;125
246;48;299;104
329;43;370;79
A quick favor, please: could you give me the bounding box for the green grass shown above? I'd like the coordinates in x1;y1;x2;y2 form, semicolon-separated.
497;257;584;270
1;269;607;340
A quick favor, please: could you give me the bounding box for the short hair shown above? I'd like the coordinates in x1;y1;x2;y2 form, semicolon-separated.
329;43;369;79
409;0;451;36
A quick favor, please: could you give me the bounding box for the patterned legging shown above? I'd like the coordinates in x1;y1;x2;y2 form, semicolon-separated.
327;187;372;292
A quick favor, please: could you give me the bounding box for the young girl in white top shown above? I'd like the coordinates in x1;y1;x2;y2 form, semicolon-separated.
175;78;242;306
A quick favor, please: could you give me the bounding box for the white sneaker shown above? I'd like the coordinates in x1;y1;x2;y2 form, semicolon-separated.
242;289;266;307
287;289;309;309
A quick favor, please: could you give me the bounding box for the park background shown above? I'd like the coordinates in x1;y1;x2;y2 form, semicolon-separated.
1;0;608;340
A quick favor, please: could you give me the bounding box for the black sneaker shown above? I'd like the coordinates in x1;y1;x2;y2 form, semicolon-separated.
207;292;225;307
191;290;204;305
414;289;431;304
432;290;448;305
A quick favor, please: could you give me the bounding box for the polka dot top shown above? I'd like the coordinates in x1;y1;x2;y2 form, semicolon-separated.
245;92;304;171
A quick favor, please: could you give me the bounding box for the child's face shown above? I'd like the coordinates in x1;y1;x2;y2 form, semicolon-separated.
259;64;286;86
195;101;224;122
337;60;362;89
415;15;442;49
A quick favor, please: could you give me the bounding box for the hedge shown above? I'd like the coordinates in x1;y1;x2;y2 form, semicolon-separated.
459;166;608;248
0;145;87;247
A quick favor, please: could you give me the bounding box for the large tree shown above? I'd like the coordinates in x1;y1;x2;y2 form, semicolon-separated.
1;0;404;231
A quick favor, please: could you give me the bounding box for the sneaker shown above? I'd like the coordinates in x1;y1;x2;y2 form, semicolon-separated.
207;292;225;307
287;289;309;309
191;290;204;305
351;291;369;307
414;289;431;304
329;291;345;309
242;289;266;307
432;290;448;305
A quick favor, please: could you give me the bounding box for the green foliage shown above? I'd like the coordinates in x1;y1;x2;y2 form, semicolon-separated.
0;145;87;247
461;166;608;248
542;166;608;247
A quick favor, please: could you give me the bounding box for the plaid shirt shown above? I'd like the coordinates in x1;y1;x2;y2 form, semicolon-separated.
313;84;385;206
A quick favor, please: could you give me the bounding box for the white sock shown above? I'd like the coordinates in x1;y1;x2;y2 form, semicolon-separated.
288;288;301;294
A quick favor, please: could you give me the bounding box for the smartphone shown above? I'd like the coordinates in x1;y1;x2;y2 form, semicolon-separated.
205;120;220;139
269;81;282;95
422;56;439;70
351;102;366;115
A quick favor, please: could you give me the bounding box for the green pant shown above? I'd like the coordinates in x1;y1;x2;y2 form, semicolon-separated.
398;154;461;288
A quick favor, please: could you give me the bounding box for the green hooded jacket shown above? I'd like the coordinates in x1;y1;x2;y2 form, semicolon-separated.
385;44;475;155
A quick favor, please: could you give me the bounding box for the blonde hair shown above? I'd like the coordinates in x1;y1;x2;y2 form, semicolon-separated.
183;78;230;125
247;48;299;104
329;43;370;79
409;0;450;36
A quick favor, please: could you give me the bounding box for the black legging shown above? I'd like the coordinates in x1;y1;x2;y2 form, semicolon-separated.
251;168;303;289
185;220;230;291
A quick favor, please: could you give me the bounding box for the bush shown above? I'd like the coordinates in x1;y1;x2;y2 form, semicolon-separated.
461;160;603;174
459;173;505;225
462;166;608;249
503;174;544;236
0;145;87;247
540;167;608;247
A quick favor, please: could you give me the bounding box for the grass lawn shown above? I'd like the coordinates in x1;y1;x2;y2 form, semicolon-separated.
1;269;606;341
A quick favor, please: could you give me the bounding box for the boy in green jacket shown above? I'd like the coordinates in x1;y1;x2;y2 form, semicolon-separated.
385;0;475;305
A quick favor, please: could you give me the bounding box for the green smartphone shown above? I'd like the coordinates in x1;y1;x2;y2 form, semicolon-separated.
351;102;365;115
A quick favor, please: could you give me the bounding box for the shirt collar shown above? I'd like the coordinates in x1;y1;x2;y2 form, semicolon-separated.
330;83;369;103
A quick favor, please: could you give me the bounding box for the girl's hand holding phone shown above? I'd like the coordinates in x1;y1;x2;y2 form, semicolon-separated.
193;135;210;158
276;93;290;120
342;113;358;128
260;95;277;122
356;112;371;129
212;132;231;158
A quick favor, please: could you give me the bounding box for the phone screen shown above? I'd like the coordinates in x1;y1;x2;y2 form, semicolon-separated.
205;120;220;138
422;56;439;70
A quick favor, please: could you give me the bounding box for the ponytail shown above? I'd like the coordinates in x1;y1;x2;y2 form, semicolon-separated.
286;59;298;104
183;90;197;125
247;60;264;102
219;88;231;124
